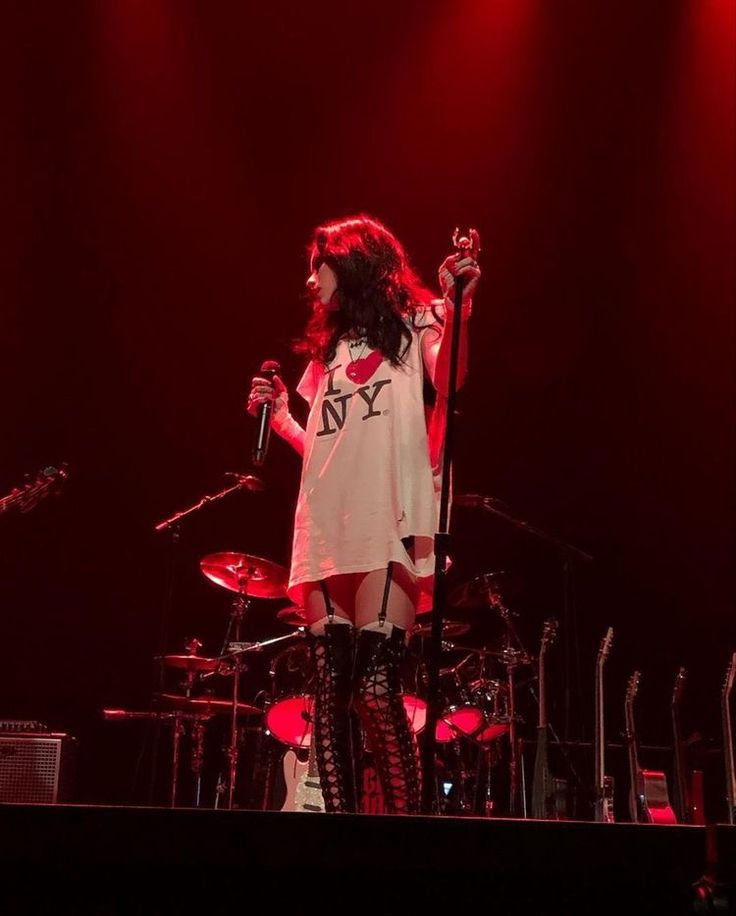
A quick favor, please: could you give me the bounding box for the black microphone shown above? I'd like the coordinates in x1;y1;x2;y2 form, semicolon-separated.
252;359;281;467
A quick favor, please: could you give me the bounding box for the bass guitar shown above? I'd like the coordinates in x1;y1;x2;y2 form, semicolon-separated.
721;651;736;825
625;671;676;824
594;626;615;822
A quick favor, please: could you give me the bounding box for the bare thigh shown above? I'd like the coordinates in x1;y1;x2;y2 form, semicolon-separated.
354;564;419;632
301;575;356;629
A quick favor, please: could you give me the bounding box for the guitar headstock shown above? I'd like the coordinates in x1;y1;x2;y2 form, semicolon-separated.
596;626;614;665
18;465;68;512
539;617;559;656
2;464;69;515
626;670;642;707
672;666;687;707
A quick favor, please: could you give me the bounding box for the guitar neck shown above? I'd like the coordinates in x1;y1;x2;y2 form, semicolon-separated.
625;685;642;823
593;630;614;823
671;668;691;824
722;653;736;824
538;650;546;728
0;490;22;514
531;645;550;819
594;663;604;793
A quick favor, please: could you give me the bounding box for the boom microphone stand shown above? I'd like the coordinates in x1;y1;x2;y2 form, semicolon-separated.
420;228;479;815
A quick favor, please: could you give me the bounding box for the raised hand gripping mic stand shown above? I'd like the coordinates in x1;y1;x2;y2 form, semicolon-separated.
420;227;480;815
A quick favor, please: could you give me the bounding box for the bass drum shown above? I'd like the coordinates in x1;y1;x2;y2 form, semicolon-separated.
469;678;510;742
435;669;485;742
265;643;314;748
266;693;314;748
268;694;427;747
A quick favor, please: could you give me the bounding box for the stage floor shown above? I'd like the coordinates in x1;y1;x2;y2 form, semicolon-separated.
1;803;732;914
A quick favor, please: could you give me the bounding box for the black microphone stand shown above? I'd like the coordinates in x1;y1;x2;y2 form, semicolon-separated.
420;230;476;815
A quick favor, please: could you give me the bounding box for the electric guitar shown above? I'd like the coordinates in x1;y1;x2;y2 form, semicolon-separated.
625;671;676;824
0;465;68;515
531;617;563;819
671;667;705;825
594;626;615;823
281;742;324;813
721;651;736;825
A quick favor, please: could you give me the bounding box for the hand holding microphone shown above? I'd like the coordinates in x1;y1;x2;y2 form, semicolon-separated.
247;360;288;466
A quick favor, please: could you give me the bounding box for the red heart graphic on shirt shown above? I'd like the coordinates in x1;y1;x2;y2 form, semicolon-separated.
345;350;384;384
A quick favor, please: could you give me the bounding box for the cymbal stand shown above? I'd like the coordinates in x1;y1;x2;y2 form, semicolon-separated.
169;712;185;807
220;569;252;811
491;595;532;817
204;627;306;808
168;638;203;808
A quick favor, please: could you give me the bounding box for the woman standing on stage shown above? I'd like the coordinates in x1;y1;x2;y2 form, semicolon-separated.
247;215;479;813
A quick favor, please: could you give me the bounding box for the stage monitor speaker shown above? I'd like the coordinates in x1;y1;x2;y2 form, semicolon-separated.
0;733;77;804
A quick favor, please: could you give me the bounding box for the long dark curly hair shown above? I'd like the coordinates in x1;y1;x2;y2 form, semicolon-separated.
294;215;438;366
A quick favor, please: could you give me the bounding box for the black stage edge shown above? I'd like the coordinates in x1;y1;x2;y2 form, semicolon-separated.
1;805;729;915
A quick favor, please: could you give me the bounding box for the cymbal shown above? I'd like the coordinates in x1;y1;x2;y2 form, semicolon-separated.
411;620;470;639
277;605;307;626
200;552;287;598
449;570;513;610
154;654;218;672
156;693;262;716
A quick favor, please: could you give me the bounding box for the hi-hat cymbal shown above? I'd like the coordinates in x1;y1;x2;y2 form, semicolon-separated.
411;620;470;639
154;654;218;672
156;693;262;716
200;552;287;598
277;605;307;626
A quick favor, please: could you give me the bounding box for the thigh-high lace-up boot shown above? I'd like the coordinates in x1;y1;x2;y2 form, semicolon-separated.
308;623;362;813
353;626;421;814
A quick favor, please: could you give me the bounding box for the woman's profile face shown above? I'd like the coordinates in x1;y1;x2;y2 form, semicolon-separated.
307;259;339;309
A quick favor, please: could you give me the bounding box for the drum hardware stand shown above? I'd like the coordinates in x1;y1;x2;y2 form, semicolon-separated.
489;587;532;817
218;570;252;811
501;645;526;816
453;495;593;748
103;708;211;807
215;609;305;809
519;737;528;817
151;472;264;807
190;717;207;807
477;741;498;817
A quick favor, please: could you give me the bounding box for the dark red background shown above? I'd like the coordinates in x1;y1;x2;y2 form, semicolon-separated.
2;0;734;816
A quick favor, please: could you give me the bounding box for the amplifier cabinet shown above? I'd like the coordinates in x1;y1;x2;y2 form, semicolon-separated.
0;733;77;804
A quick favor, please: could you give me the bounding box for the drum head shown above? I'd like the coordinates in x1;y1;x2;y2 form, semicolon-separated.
266;695;313;748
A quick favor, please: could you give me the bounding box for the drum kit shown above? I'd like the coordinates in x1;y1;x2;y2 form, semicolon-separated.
106;550;536;814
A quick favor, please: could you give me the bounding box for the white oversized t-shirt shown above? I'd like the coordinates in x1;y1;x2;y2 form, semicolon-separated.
287;304;447;608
